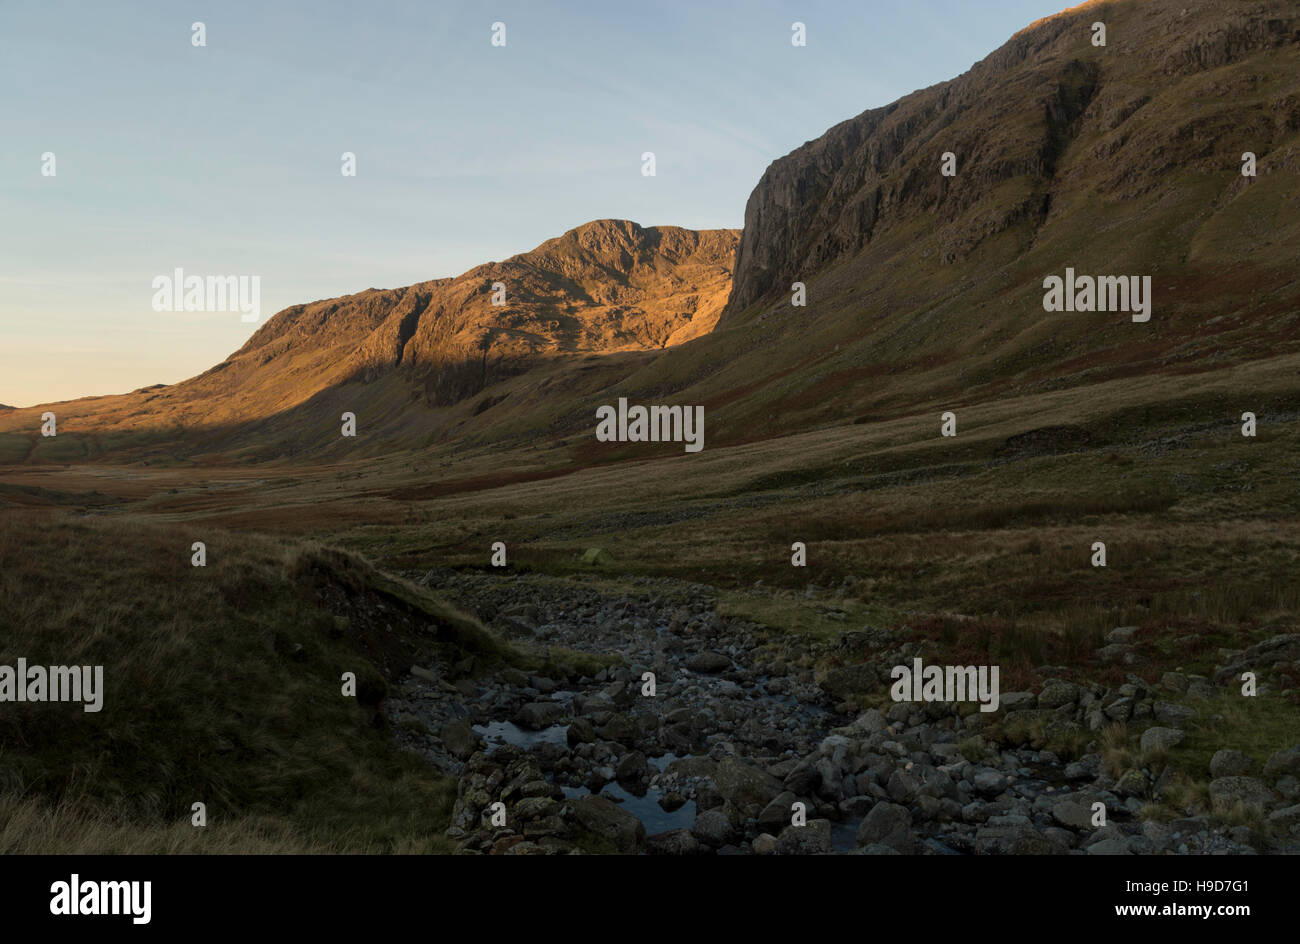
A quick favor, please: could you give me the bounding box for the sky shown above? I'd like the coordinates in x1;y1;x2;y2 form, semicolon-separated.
0;0;1063;406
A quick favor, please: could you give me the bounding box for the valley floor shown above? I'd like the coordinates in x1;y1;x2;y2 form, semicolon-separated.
3;357;1300;853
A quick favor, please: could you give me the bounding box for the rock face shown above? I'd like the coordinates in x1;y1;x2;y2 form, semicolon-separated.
724;0;1300;321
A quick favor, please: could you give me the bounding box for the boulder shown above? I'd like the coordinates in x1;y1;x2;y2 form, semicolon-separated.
973;769;1009;797
692;808;736;847
1153;702;1198;726
713;757;784;818
1209;749;1256;779
570;795;645;853
1208;776;1275;812
1266;804;1300;830
685;651;732;674
515;701;566;730
855;802;914;853
1038;679;1082;709
1140;726;1185;754
645;828;701;855
439;718;480;761
777;819;834;855
818;663;878;699
1213;633;1300;684
1264;746;1300;780
1086;838;1132;855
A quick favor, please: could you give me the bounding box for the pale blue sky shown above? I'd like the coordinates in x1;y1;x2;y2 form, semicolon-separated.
0;0;1061;406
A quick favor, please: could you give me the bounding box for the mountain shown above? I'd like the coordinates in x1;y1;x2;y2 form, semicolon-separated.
692;0;1300;436
0;221;738;461
4;0;1299;465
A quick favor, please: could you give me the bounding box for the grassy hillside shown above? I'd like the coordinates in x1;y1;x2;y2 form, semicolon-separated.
0;511;520;853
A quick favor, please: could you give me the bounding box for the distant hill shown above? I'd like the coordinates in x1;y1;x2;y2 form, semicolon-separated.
0;221;738;461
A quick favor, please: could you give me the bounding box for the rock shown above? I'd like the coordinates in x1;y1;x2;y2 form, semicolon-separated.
1209;749;1256;779
1107;626;1140;644
1013;833;1069;855
645;828;701;855
1065;754;1101;780
692;808;736;847
1153;702;1198;726
1104;697;1133;722
855;802;914;853
439;718;480;761
753;833;778;855
596;713;636;743
615;750;648;786
973;769;1008;797
566;717;596;747
887;767;923;803
502;840;545;855
659;791;687;813
1208;776;1275;812
500;667;530;687
1264;746;1300;780
1266;804;1300;830
1213;634;1300;684
818;663;877;699
1140;726;1185;754
570;795;645;853
1086;838;1132;855
1114;768;1147;797
487;834;526;854
975;825;1044;855
850;708;888;734
758;791;799;832
777;819;833;855
515;701;566;730
1096;644;1134;665
512;796;560;821
1038;679;1081;709
713;757;784;818
1161;671;1190;693
522;815;566;840
666;756;718;779
1052;799;1096;831
685;651;732;674
999;691;1037;711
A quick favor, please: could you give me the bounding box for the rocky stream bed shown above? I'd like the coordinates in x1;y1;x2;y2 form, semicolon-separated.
382;570;1300;855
